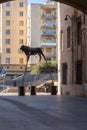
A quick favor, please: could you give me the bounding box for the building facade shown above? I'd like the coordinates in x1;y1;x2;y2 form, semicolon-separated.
40;1;57;62
28;4;41;64
0;0;27;72
28;1;57;65
58;3;87;97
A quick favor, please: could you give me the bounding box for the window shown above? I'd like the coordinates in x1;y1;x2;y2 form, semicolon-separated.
6;2;10;7
19;39;24;44
60;30;63;50
77;19;82;45
20;66;23;69
20;11;23;16
62;63;67;84
45;38;52;43
19;49;23;53
6;39;10;44
46;58;51;61
46;29;52;34
67;26;71;48
46;20;51;26
6;11;10;16
19;2;23;7
46;9;51;14
19;58;23;64
76;60;82;84
6;30;10;35
46;48;51;53
6;58;10;64
19;30;24;35
19;21;24;26
6;48;10;53
6;20;10;26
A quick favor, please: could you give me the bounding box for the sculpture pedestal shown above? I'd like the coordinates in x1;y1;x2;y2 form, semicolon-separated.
30;86;36;95
18;86;25;96
51;86;57;95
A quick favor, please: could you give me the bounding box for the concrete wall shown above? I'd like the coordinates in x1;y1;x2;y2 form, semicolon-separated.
59;4;87;97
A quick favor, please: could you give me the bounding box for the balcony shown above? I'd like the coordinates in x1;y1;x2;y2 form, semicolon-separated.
41;23;56;29
41;32;56;37
51;53;56;57
42;14;56;19
46;52;56;57
41;42;56;47
41;5;56;9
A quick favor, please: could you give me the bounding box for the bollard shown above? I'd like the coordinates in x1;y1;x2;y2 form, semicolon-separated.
30;86;36;95
18;86;25;96
51;86;57;95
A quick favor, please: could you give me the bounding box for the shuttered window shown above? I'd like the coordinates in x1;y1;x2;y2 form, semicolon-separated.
77;20;82;45
62;63;67;84
67;26;71;48
76;60;82;84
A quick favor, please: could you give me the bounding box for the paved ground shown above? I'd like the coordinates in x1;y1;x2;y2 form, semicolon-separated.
0;94;87;130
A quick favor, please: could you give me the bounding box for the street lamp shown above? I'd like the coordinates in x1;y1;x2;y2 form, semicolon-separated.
64;14;74;83
64;15;73;21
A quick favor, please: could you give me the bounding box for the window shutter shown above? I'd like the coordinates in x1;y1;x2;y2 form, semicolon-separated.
62;63;67;84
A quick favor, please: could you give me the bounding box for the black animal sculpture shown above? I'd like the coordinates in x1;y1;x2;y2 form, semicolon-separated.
20;45;53;85
20;45;47;62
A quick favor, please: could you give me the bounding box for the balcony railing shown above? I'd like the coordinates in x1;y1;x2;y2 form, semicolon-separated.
41;42;56;46
42;14;56;18
41;5;56;9
51;53;56;57
41;23;56;28
46;53;56;57
41;32;56;37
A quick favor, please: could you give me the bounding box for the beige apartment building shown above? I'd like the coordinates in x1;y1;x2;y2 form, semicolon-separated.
0;0;27;72
58;3;87;97
28;1;57;65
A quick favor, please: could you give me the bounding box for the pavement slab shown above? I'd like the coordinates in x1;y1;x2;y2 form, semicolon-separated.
0;95;87;130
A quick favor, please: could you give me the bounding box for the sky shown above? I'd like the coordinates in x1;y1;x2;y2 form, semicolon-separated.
28;0;48;4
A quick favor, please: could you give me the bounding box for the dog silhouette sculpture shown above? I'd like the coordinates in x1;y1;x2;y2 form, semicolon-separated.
20;45;46;62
